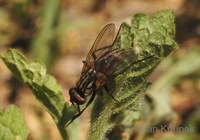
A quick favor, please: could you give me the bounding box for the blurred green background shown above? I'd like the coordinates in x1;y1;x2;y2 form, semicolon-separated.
0;0;200;140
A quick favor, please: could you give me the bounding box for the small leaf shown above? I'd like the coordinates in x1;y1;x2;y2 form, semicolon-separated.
0;105;29;140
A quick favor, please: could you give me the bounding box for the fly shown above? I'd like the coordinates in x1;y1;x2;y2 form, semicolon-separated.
67;23;153;126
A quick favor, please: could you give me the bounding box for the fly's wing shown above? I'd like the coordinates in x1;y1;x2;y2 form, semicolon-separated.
81;23;116;73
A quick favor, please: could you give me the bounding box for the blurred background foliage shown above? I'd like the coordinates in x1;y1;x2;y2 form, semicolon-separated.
0;0;200;140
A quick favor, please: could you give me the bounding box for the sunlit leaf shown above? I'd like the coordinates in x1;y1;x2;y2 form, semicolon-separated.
0;105;29;140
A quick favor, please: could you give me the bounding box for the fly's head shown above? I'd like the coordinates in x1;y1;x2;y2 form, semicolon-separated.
69;88;86;105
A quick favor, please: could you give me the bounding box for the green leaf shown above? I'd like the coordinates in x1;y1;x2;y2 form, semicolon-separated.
89;10;178;140
1;49;77;140
0;105;29;140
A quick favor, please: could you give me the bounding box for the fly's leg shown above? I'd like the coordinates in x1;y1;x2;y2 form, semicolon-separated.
104;85;119;103
66;89;97;126
77;105;81;112
109;55;154;79
81;90;96;114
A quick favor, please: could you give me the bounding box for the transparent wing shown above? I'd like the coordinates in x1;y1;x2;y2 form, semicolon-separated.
82;23;116;73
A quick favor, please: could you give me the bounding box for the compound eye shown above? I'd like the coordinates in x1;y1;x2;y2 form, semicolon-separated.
69;88;75;97
69;88;86;105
